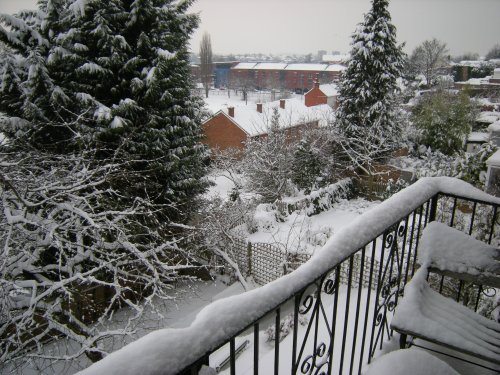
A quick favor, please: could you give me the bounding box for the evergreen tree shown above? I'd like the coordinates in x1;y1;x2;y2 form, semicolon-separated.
412;89;477;156
291;138;321;193
0;0;208;220
335;0;405;170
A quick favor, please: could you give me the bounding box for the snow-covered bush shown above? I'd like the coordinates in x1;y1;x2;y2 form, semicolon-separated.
242;109;294;202
381;178;410;200
264;313;308;343
457;141;497;189
304;179;353;216
412;89;477;156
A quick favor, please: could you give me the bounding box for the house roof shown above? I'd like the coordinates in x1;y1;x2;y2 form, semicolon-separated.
232;62;258;70
284;64;328;71
252;63;288;70
468;132;489;142
230;62;346;73
319;83;339;97
477;111;500;124
324;64;347;72
215;98;333;137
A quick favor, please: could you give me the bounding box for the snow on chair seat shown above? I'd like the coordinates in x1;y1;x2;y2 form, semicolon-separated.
390;269;500;371
365;348;460;375
417;221;500;288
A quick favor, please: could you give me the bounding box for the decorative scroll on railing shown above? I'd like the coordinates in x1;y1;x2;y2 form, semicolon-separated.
77;178;500;375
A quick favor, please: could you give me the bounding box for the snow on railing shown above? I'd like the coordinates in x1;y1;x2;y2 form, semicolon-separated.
77;177;500;375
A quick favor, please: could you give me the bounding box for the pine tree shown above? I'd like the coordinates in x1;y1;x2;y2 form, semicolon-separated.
335;0;405;170
0;0;209;219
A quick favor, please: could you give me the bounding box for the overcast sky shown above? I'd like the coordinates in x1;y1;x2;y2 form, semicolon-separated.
1;0;499;57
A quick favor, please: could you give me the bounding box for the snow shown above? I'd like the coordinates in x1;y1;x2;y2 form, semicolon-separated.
157;48;176;60
419;222;499;276
230;62;345;72
246;198;377;255
493;68;500;80
284;63;328;71
76;177;500;375
478;112;500;125
232;62;258;70
69;0;91;15
319;83;339;97
205;175;237;200
110;116;125;129
216;98;333;136
324;64;347;72
322;54;349;63
486;149;500;167
77;62;106;74
250;62;287;70
488;121;500;133
468;132;489;143
3;280;242;375
365;349;460;375
391;268;500;362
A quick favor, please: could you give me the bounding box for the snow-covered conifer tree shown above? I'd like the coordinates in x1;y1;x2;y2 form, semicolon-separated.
0;0;208;216
335;0;405;171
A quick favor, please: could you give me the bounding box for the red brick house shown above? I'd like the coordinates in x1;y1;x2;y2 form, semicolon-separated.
304;81;339;108
202;98;332;153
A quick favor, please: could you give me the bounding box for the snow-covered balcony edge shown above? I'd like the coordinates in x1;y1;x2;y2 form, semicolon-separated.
77;177;500;375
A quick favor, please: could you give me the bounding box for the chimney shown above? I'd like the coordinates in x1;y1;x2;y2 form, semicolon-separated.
256;103;263;113
280;99;286;109
228;106;235;117
314;75;320;89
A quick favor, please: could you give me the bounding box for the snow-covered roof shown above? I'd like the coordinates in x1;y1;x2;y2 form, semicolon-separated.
486;149;500;167
324;64;347;72
456;60;485;67
477;111;500;124
232;62;257;70
458;77;491;85
252;63;287;70
488;120;500;133
219;98;332;137
284;64;328;71
493;68;500;80
467;132;489;143
319;83;339;97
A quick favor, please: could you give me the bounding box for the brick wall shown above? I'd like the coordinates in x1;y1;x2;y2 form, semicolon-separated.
202;112;248;152
305;86;327;107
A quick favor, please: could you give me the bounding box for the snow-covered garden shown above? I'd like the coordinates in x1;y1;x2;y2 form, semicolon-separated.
1;0;500;373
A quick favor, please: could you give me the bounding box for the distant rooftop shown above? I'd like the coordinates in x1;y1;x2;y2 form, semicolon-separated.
218;98;332;137
319;83;339;97
231;62;345;72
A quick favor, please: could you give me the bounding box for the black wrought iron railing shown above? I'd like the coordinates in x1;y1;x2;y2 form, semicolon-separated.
78;177;500;375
